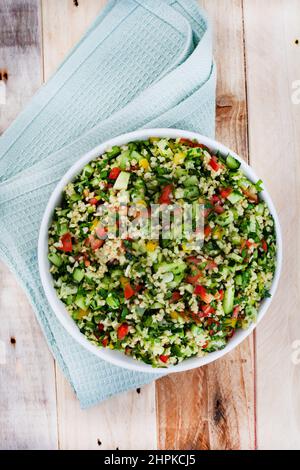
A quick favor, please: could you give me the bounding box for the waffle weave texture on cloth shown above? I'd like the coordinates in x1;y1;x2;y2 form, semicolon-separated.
0;0;216;408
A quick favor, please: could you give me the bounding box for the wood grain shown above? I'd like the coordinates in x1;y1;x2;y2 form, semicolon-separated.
244;0;300;449
0;0;58;450
156;0;255;450
41;0;157;450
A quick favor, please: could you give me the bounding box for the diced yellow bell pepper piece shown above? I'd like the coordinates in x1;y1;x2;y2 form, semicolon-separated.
146;241;158;252
173;152;185;165
139;158;150;170
90;218;99;232
109;343;115;349
136;199;147;207
170;311;179;320
120;276;129;287
77;309;88;320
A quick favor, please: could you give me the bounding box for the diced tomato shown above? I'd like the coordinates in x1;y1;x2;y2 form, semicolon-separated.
202;341;208;349
246;240;259;249
87;235;104;251
194;285;214;304
199;305;215;317
217;289;224;301
220;187;232;199
206;260;217;270
171;291;182;302
214;204;225;214
102;337;109;347
187;256;201;265
117;323;129;340
58;232;73;252
89;197;99;205
227;329;235;339
232;306;240;319
242;188;258;204
204;225;212;237
209;156;220;172
124;283;135;299
84;259;91;267
159;184;173;204
108;167;121;180
206;318;220;326
185;266;202;285
261;239;268;252
98;323;104;331
159;355;169;363
240;239;247;252
179;138;209;151
95;225;107;239
211;194;221;204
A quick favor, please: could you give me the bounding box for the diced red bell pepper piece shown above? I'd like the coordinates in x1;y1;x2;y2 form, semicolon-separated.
117;323;129;340
58;232;73;252
261;239;268;252
124;283;135;299
209;156;220;171
102;337;109;347
159;355;169;363
159;184;173;204
109;167;121;180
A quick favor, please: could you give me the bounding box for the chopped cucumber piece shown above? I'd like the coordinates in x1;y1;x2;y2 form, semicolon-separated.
184;186;200;200
216;211;234;226
183;175;199;187
223;286;235;314
117;150;131;170
106;292;120;309
75;295;87;310
48;252;62;268
227;191;243;204
228;253;243;263
106;146;121;159
73;268;84;283
226;155;241;170
113;171;130;190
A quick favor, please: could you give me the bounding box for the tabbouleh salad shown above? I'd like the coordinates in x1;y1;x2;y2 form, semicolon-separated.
48;137;276;367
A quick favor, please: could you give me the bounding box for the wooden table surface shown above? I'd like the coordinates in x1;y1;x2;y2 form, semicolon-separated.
0;0;299;450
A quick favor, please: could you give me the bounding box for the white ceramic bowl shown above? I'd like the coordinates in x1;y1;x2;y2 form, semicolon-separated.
38;129;282;373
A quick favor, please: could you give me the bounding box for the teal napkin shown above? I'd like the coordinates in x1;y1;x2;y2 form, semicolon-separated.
0;0;216;408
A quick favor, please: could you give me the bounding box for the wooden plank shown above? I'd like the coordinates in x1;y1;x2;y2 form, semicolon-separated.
244;0;300;449
0;1;58;449
56;368;156;450
156;0;255;450
41;0;157;450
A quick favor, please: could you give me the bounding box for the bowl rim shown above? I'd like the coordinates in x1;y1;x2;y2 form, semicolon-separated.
38;128;283;374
